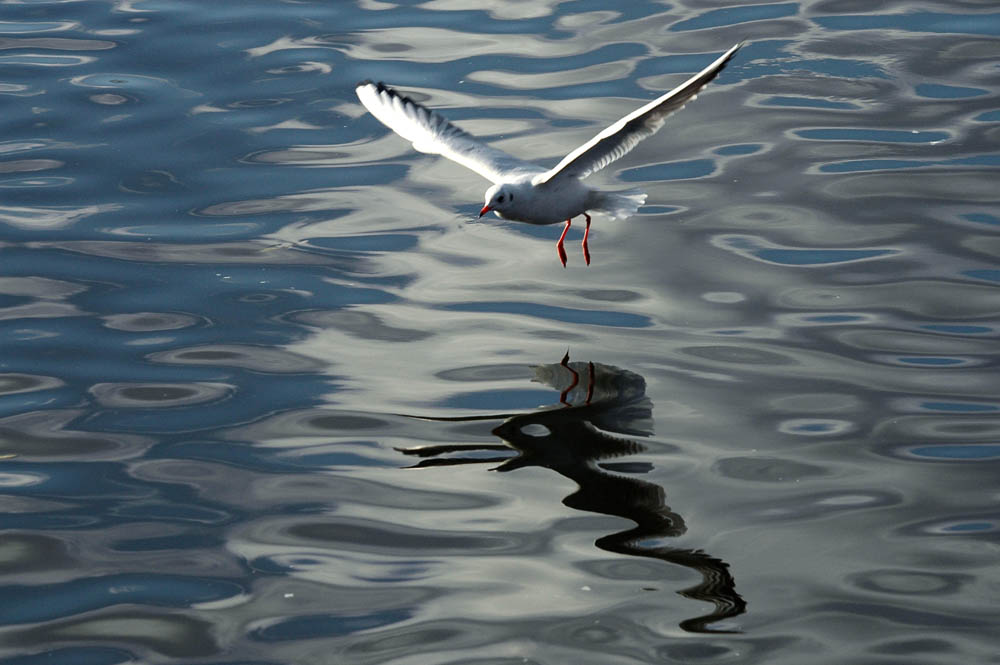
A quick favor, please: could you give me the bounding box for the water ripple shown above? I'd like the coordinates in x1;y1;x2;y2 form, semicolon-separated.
3;1;1000;662
713;234;900;266
749;490;902;522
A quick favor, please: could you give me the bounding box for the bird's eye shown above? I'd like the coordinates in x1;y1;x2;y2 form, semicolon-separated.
497;195;505;203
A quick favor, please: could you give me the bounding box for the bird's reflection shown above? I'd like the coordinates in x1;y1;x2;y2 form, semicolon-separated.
397;353;746;633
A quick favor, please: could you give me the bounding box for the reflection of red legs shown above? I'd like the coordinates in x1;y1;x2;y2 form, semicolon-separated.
582;213;592;266
558;353;595;406
585;361;595;404
559;351;578;406
556;219;571;267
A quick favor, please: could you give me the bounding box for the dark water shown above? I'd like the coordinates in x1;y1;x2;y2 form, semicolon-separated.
2;1;999;662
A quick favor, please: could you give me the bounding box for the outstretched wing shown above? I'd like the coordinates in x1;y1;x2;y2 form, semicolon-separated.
356;81;543;184
533;42;743;185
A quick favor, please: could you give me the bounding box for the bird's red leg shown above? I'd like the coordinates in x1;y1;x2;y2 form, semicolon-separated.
559;352;579;406
556;219;571;267
582;213;592;266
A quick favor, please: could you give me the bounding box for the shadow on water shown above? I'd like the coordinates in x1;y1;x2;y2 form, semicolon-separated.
396;353;746;633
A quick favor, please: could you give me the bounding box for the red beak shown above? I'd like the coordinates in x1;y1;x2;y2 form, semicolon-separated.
479;205;492;218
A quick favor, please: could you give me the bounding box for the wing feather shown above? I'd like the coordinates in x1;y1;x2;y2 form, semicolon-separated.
355;81;542;184
534;42;743;185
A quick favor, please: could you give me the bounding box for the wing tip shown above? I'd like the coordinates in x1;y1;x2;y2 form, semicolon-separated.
356;79;389;93
355;80;423;111
698;41;744;87
356;81;411;115
722;41;745;64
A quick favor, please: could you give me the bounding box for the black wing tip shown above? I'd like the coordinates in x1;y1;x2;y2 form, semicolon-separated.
355;80;437;122
723;41;746;65
699;41;744;85
356;80;420;107
719;42;744;65
356;79;389;91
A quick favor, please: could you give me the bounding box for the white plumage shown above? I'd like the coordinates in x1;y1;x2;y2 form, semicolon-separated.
356;42;743;265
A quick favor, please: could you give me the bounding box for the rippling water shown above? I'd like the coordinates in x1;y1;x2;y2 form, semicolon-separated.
2;1;999;662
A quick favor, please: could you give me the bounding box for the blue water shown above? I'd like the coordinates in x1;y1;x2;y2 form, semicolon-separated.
2;1;999;663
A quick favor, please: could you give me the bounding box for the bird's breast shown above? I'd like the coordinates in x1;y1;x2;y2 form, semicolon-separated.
485;180;593;225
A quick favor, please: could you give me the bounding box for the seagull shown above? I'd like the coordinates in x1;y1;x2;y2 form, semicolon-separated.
356;42;742;266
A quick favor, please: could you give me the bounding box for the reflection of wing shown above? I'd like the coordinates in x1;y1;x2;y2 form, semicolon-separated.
356;81;544;184
496;407;746;633
675;551;747;634
533;42;743;184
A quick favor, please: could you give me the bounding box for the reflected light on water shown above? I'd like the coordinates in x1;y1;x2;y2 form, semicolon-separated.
1;0;999;662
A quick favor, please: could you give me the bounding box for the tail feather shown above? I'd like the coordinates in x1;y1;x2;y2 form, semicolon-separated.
590;188;647;220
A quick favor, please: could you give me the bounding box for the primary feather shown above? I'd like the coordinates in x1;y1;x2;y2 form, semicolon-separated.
355;81;543;183
533;42;743;185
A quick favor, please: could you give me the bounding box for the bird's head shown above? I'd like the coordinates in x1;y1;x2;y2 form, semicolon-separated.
479;184;516;219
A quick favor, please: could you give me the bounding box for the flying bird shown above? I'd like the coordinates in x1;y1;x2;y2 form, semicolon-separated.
356;42;742;266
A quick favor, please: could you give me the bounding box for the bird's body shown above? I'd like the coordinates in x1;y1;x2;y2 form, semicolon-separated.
483;177;622;225
356;42;742;265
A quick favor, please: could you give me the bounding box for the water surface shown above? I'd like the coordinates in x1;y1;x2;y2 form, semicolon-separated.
1;1;999;663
